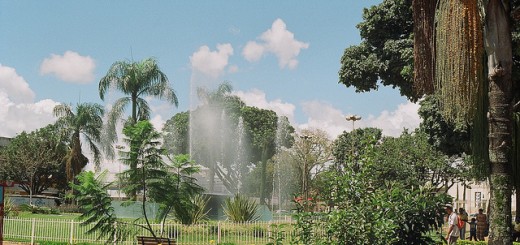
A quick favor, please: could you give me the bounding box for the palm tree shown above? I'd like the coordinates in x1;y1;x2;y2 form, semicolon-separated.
53;103;104;181
99;57;178;129
413;0;519;242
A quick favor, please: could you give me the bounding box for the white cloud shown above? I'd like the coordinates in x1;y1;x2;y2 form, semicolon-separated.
0;65;59;137
243;41;265;62
229;88;420;139
298;101;347;138
0;64;35;103
190;43;234;78
299;101;421;139
0;92;58;137
150;114;166;132
228;65;239;74
364;102;421;137
233;89;296;123
242;18;309;69
40;51;96;83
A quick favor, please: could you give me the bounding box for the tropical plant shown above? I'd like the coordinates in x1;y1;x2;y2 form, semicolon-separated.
53;103;104;181
340;0;520;242
147;154;205;225
70;171;132;243
118;121;164;202
412;1;519;242
98;57;178;169
223;193;259;222
99;57;178;135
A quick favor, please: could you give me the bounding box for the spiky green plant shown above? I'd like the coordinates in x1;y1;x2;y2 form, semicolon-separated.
223;193;259;222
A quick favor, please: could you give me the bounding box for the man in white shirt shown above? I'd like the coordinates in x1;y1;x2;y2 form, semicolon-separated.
445;204;460;244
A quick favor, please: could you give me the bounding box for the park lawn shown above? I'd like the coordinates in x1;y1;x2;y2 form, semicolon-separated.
16;211;81;220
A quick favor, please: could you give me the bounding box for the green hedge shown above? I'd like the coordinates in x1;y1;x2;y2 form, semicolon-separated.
457;241;520;245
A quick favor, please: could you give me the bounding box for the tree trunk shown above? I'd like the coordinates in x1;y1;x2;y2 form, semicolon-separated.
484;0;514;244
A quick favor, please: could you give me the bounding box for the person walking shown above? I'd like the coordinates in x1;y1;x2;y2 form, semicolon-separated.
468;217;477;241
445;205;460;245
476;208;488;241
458;207;469;239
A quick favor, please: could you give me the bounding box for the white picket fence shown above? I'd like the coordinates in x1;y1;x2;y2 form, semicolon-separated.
3;217;318;244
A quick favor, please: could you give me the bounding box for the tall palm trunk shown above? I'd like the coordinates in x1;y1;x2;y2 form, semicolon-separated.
132;93;138;124
484;0;514;243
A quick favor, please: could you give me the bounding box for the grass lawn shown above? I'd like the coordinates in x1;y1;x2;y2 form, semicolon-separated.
16;211;82;220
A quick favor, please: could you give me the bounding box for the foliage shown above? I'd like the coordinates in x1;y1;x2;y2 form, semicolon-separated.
70;171;132;243
372;131;467;191
417;95;470;156
331;127;382;170
241;106;293;205
4;195;17;217
289;129;331;209
338;0;415;100
98;57;178;163
53;103;104;181
147;154;206;225
223;193;259;222
0;124;68;195
118;120;165;200
296;133;452;244
266;223;287;245
163;111;190;155
188;82;248;193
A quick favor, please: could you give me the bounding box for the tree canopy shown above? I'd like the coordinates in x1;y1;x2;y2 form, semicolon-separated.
0;124;68;196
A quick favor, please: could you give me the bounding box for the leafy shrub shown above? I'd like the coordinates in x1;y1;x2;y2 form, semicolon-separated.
57;204;84;213
456;241;488;245
222;193;259;222
4;196;18;217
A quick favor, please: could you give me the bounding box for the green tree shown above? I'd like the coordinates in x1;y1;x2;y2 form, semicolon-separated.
296;139;451;245
188;82;245;192
338;0;415;101
163;111;190;155
119;121;164;202
0;124;68;203
53;103;104;181
414;1;519;242
99;57;178;125
417;95;470;157
340;1;520;242
98;57;178;157
147;154;205;225
372;131;466;192
241;106;279;205
331;127;382;171
291;129;331;210
70;171;132;243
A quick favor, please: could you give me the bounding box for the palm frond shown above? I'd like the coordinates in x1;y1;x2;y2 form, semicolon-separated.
136;97;151;121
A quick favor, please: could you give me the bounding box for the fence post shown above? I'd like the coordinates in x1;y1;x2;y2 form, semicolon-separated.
268;221;272;240
30;218;35;245
69;219;74;244
113;221;118;245
217;221;221;244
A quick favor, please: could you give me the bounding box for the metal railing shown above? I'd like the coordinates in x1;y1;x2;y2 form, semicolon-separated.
3;217;321;244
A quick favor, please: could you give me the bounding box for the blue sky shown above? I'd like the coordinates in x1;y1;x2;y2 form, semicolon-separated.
0;0;420;139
